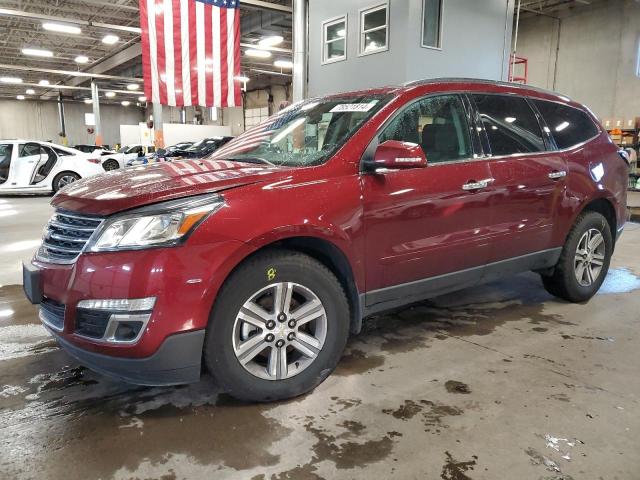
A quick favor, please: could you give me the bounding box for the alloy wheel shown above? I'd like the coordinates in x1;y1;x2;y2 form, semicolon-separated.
574;228;606;287
57;175;77;189
232;282;327;381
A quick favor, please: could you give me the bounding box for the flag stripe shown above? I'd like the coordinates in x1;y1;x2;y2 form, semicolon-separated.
233;9;242;106
195;1;206;106
212;8;221;106
139;0;152;101
155;2;168;105
204;3;214;107
188;0;198;106
219;6;229;109
164;0;175;106
172;0;184;106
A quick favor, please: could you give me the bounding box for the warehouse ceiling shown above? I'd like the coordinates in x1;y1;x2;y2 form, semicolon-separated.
0;0;292;103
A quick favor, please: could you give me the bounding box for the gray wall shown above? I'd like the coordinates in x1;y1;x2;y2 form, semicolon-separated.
308;0;515;96
516;0;640;121
0;99;145;146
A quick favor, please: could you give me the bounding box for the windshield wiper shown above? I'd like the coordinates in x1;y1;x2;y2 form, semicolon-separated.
224;157;276;166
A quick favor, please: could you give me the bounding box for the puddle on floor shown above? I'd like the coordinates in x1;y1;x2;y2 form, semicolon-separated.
598;268;640;294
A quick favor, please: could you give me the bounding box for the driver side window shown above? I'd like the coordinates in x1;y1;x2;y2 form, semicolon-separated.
379;95;472;164
19;143;43;158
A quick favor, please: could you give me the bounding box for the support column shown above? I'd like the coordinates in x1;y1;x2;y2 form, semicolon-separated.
292;0;307;102
180;106;187;124
57;92;67;145
90;80;103;146
153;102;164;148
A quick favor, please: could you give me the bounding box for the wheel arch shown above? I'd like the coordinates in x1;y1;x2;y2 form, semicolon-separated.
218;235;364;335
52;170;82;191
578;197;617;247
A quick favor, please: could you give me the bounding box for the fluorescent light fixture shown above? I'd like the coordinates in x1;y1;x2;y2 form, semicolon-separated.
102;34;119;45
105;91;116;98
75;55;89;64
258;35;283;47
555;121;570;132
25;89;35;95
39;79;50;86
22;48;54;57
121;101;131;106
84;98;93;104
245;49;271;58
234;75;250;82
0;77;22;84
505;117;516;123
16;95;25;100
138;96;147;102
274;60;293;69
42;22;81;34
126;83;139;90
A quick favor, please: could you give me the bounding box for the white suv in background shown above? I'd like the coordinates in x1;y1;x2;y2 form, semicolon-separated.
0;140;106;194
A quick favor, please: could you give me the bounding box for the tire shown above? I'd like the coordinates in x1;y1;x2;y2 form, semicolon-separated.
541;211;612;302
204;249;350;402
52;172;80;193
102;159;120;171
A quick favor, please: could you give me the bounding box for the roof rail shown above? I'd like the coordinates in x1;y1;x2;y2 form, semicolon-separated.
402;77;572;101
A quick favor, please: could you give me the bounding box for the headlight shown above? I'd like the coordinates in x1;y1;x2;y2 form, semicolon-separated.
87;194;224;252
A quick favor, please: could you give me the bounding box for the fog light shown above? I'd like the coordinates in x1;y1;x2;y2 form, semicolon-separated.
114;321;144;341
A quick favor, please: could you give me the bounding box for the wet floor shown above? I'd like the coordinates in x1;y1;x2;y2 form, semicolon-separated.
1;197;640;479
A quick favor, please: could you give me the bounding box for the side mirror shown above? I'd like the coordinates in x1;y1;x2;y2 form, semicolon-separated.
370;140;427;172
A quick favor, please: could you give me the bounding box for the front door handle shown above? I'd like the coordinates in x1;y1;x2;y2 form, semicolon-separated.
462;178;493;191
548;170;567;180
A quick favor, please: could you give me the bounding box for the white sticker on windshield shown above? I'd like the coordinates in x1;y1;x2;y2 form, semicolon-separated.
330;102;376;113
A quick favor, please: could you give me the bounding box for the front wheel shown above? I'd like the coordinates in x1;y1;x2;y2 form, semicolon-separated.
52;172;80;193
204;250;350;402
541;211;612;302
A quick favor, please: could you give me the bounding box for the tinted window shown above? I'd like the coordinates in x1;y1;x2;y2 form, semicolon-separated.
0;144;13;184
473;94;545;156
533;100;599;150
379;94;472;164
19;143;44;158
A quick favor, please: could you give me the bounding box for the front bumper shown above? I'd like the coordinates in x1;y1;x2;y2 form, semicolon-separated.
46;325;205;386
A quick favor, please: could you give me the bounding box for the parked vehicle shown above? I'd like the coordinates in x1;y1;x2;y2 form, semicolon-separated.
73;144;114;155
24;79;628;401
100;144;156;170
0;140;106;194
166;137;233;159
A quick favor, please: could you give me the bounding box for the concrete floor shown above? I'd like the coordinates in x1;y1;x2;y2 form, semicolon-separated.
1;195;640;480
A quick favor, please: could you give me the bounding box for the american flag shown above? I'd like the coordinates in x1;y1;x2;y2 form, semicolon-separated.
139;0;242;108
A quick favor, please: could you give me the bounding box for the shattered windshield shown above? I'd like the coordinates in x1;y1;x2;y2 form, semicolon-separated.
210;94;391;167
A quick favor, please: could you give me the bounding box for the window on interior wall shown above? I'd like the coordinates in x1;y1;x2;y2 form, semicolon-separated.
636;39;640;77
359;4;388;56
322;16;347;64
422;0;443;49
245;107;269;128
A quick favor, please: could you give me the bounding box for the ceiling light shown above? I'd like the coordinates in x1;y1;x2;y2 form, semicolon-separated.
39;79;50;86
258;35;284;47
102;34;119;45
245;49;271;58
22;48;54;57
25;89;35;95
105;91;116;98
42;22;81;34
75;55;89;64
127;84;139;90
17;95;25;100
274;60;293;69
1;77;22;84
121;101;131;106
84;98;93;104
138;96;147;102
234;75;250;82
337;29;346;37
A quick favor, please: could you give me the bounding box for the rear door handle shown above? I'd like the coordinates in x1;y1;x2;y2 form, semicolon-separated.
462;178;493;191
548;170;567;180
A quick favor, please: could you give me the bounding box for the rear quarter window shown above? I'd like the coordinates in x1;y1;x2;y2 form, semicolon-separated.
533;100;599;150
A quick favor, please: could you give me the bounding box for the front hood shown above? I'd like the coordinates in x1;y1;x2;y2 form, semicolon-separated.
53;159;288;215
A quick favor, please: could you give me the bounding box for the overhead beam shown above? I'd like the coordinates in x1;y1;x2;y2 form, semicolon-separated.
0;8;140;33
0;63;142;82
242;0;292;14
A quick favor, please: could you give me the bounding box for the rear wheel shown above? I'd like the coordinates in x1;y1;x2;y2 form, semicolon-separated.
102;159;120;171
204;250;350;402
541;211;612;302
52;172;80;193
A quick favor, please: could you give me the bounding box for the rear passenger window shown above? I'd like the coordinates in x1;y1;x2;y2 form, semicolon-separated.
533;100;599;150
379;94;472;164
472;94;545;156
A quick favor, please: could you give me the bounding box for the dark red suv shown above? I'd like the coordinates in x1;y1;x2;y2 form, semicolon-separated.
24;79;628;401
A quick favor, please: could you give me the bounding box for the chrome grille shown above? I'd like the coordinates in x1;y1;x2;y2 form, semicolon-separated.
36;210;104;264
39;297;65;331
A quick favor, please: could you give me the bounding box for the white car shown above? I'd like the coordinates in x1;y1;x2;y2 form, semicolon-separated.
0;140;106;194
100;144;156;169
